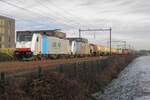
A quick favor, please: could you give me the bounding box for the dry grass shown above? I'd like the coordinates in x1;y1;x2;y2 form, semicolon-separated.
95;58;127;92
0;56;135;100
0;72;87;100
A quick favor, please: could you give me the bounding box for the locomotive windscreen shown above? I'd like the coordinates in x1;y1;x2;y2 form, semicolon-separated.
17;31;33;42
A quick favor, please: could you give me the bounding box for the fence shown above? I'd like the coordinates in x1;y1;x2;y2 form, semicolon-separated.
0;55;137;84
0;58;111;82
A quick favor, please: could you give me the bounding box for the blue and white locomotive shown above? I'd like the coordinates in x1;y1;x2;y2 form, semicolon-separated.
15;30;91;60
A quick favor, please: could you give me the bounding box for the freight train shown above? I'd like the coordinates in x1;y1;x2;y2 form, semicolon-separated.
14;30;128;60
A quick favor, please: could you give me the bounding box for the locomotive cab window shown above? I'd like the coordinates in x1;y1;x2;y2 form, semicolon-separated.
17;32;33;42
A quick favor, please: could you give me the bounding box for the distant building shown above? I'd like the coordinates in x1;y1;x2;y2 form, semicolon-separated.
0;15;15;48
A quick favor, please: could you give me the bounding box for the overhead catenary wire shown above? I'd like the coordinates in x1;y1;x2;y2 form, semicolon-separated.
0;0;77;29
13;0;77;25
37;0;79;22
0;9;62;30
35;0;80;27
45;0;82;24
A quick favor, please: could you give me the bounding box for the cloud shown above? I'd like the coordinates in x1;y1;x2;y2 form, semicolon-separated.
0;0;150;50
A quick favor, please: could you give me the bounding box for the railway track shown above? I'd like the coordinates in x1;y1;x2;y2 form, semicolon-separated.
0;56;108;74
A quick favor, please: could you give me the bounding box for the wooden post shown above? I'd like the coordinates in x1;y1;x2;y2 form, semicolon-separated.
59;64;63;73
74;62;78;78
0;72;5;82
38;66;42;78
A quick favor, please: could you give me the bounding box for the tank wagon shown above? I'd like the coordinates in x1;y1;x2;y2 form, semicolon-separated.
89;44;112;56
89;44;103;56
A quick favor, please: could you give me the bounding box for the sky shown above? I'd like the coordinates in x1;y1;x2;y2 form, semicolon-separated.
0;0;150;50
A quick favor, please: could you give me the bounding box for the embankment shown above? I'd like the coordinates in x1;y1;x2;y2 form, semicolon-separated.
0;55;136;100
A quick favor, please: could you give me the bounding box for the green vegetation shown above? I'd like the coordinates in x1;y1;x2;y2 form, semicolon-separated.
0;52;14;61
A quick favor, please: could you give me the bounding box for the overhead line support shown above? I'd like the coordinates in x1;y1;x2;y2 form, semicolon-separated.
79;27;112;56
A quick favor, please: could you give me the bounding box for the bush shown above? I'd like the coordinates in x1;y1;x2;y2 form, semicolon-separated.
0;72;87;100
0;52;14;62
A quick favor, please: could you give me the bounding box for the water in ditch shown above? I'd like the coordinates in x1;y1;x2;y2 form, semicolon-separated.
94;56;150;100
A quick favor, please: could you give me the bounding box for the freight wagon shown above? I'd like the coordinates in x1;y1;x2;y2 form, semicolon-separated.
89;44;97;56
89;44;110;56
111;48;118;55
